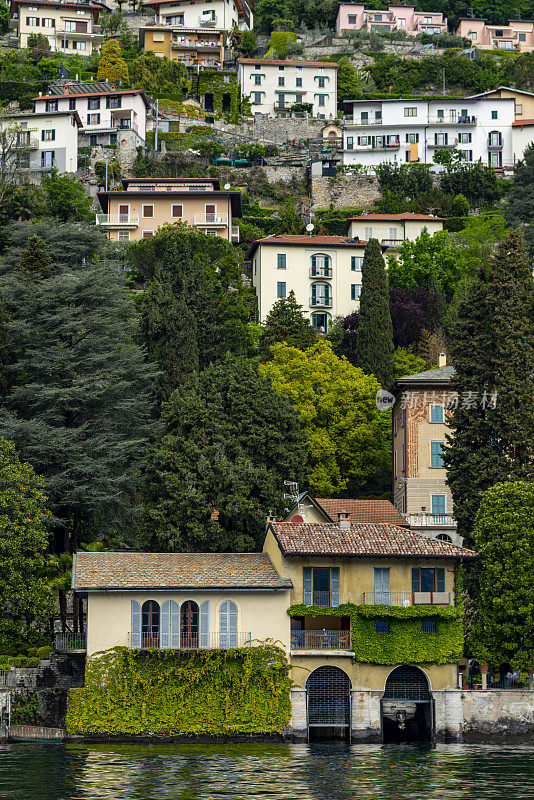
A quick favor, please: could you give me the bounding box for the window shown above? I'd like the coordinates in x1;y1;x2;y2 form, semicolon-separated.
277;253;286;269
494;29;503;37
435;132;448;145
458;132;471;143
361;112;368;124
393;451;397;477
69;98;76;110
88;98;100;110
254;63;260;69
429;403;444;423
142;205;154;218
219;600;238;648
46;100;58;113
519;33;526;42
437;109;444;119
18;131;30;146
41;129;55;141
72;41;86;50
424;16;431;23
351;284;361;300
393;416;397;436
406;133;419;143
303;566;340;607
278;77;285;87
277;281;286;298
87;113;100;125
65;19;87;31
348;14;357;23
470;31;477;40
460;149;473;162
412;567;445;594
278;94;285;108
375;621;390;634
431;494;446;515
492;110;498;119
141;600;160;647
253;92;262;104
404;107;417;117
278;65;285;70
296;77;302;87
402;408;406;428
89;134;98;146
430;440;445;468
172;204;183;218
311;254;329;276
375;13;382;20
389;227;397;240
346;136;353;150
317;95;325;107
317;76;325;88
364;226;373;239
107;96;122;109
296;66;302;72
351;256;363;271
295;93;303;104
437;533;452;543
489;131;502;147
516;104;523;114
398;17;405;26
109;133;117;145
41;151;55;167
26;16;39;25
422;620;436;634
401;443;405;472
42;17;54;26
142;231;154;238
118;230;130;241
253;74;261;85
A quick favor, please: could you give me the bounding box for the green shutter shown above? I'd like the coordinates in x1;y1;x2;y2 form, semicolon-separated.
303;567;312;605
330;567;340;606
412;568;420;593
437;568;445;593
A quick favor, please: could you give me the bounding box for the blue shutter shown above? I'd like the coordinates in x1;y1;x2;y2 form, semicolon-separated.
437;568;445;593
431;494;446;514
131;600;141;648
160;600;170;649
228;601;238;647
303;567;312;605
219;601;229;648
412;568;420;593
199;600;209;649
170;600;180;648
351;256;356;271
330;567;340;607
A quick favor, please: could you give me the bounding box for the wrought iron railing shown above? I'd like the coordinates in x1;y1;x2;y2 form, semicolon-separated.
290;630;351;650
311;590;331;606
129;631;252;650
54;633;87;652
361;591;451;606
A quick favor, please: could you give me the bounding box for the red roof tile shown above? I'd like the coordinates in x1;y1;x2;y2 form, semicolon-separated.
253;235;367;246
269;522;477;559
347;213;444;221
238;58;338;68
73;552;293;591
315;499;409;527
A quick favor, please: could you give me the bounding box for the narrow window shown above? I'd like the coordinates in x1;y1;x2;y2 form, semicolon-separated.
422;620;437;634
431;494;446;515
430;440;445;468
429;403;444;423
277;253;286;269
277;281;286;298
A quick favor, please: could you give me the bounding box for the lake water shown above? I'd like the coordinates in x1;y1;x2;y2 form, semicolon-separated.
1;741;534;800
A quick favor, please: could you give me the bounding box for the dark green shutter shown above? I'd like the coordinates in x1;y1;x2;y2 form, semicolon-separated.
412;568;420;593
330;567;340;607
437;568;445;592
303;567;312;605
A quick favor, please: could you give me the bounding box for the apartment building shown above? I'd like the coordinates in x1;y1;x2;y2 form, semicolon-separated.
457;17;534;52
33;82;148;146
391;359;461;545
9;0;109;54
342;96;515;171
344;213;444;246
1;109;80;179
238;59;338;119
139;26;226;68
336;3;446;36
141;0;252;31
96;178;241;242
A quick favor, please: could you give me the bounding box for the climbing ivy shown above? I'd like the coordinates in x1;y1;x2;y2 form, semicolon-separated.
288;603;464;665
67;643;291;736
197;71;245;121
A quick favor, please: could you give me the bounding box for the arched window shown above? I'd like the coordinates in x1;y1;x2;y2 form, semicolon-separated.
219;600;238;648
181;600;199;649
311;282;331;307
307;665;351;734
383;665;431;701
311;311;329;333
488;130;502;147
436;533;453;543
311;253;331;277
141;600;160;649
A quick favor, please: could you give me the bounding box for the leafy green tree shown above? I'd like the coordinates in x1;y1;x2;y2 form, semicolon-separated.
142;357;308;552
387;229;463;303
433;148;466;170
17;234;52;278
0;438;53;650
336;56;364;104
355;239;395;388
41;169;92;222
97;38;129;83
255;0;290;32
473;481;534;671
394;346;426;379
0;222;158;553
261;291;316;360
443;229;534;546
277;197;303;234
261;340;390;496
0;2;9;34
504;143;534;251
440;162;501;206
375;162;432;201
130;53;190;97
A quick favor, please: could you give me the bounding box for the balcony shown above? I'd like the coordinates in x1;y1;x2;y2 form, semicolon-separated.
96;214;139;228
309;266;332;278
427;139;458;148
361;591;451;606
488;140;503;150
54;632;87;652
310;296;333;308
198;13;217;24
194;213;228;227
406;512;456;528
291;630;352;651
430;115;476;125
231;225;240;242
129;631;252;650
15;138;39;149
381;238;404;247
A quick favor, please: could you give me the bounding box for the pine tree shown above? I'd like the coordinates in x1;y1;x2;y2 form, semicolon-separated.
17;234;52;278
97;39;129;84
355;238;395;388
260;291;316;360
443;229;534;546
504;143;534;251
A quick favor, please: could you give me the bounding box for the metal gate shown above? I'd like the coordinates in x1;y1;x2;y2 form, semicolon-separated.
307;666;351;732
383;666;431;701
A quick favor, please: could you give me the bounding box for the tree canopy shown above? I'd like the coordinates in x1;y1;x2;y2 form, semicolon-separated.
97;38;129;84
260;291;316;360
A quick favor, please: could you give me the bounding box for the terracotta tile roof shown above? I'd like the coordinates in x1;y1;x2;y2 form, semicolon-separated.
347;213;444;221
238;58;339;68
33;89;149;107
247;234;370;258
315;499;409;527
73;552;293;591
269;522;477;559
512;119;534;126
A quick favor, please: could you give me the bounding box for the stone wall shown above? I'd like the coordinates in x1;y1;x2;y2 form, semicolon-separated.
311;174;380;208
1;653;85;690
262;164;306;184
462;690;534;738
214;116;327;145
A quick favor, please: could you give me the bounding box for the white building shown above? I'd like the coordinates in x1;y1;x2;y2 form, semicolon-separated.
342;97;515;171
1;110;80;178
238;59;338;119
141;0;252;31
9;0;109;54
345;212;444;246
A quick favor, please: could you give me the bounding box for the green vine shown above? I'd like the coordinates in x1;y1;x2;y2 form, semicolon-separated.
197;70;241;120
67;643;291;736
288;602;464;665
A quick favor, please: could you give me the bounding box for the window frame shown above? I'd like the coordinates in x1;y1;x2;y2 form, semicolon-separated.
276;280;286;298
429;403;444;423
430;440;445;468
142;204;154;218
277;253;286;270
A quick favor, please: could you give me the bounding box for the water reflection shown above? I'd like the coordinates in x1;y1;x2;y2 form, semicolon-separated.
1;742;534;800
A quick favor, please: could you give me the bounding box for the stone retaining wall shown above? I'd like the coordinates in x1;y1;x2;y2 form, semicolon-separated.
311;174;380;208
462;690;534;737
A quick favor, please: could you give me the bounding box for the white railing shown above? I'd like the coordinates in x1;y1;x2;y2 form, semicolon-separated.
54;632;87;651
129;631;252;650
291;630;352;650
406;513;456;528
361;591;451;606
95;214;139;227
310;296;333;308
194;213;228;225
381;239;404;246
198;13;217;24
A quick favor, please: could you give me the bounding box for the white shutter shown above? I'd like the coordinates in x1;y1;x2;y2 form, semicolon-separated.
219;601;229;649
170;600;180;648
199;600;209;649
229;601;238;647
131;600;141;648
160;600;170;648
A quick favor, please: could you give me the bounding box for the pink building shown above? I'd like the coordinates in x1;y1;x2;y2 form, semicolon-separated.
335;3;447;36
456;18;534;52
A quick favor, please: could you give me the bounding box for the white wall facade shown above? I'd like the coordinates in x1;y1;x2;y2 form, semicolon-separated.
343;97;515;171
239;59;338;119
34;91;148;140
346;215;443;244
2;111;79;176
14;0;105;54
143;0;252;31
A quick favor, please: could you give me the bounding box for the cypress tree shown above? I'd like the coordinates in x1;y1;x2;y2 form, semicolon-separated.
260;290;316;360
443;229;534;546
355;238;395;388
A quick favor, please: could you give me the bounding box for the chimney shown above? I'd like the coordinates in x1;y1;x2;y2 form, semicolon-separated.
438;352;447;368
266;514;278;526
338;510;351;529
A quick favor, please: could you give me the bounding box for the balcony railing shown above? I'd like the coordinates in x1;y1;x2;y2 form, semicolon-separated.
291;630;352;650
361;591;451;606
54;632;87;652
381;239;404;246
129;632;252;650
430;115;476;124
488;140;503;150
194;213;228;226
96;214;139;227
310;590;331;606
406;512;456;528
310;266;333;278
427;139;458;148
310;296;333;308
199;13;217;24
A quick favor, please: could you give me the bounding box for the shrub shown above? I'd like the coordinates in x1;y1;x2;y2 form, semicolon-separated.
37;646;52;660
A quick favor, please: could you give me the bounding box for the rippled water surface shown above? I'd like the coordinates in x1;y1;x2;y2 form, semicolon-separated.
1;741;534;800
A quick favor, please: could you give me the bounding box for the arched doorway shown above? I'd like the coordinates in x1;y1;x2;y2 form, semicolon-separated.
307;665;351;741
381;665;433;742
180;600;199;649
141;600;160;649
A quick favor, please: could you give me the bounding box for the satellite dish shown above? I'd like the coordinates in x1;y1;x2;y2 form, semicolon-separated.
224;183;230;190
306;223;314;232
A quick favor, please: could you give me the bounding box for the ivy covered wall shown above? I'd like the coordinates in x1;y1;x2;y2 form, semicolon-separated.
67;644;291;736
288;603;464;665
197;71;242;119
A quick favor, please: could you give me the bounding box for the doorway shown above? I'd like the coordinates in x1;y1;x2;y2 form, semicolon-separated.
381;665;433;742
307;665;351;741
180;600;199;648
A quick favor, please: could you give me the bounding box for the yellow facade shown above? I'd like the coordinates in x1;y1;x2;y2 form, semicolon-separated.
290;659;456;692
140;26;225;67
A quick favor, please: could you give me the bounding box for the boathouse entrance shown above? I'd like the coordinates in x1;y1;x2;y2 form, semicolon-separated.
381;665;433;742
306;665;351;741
